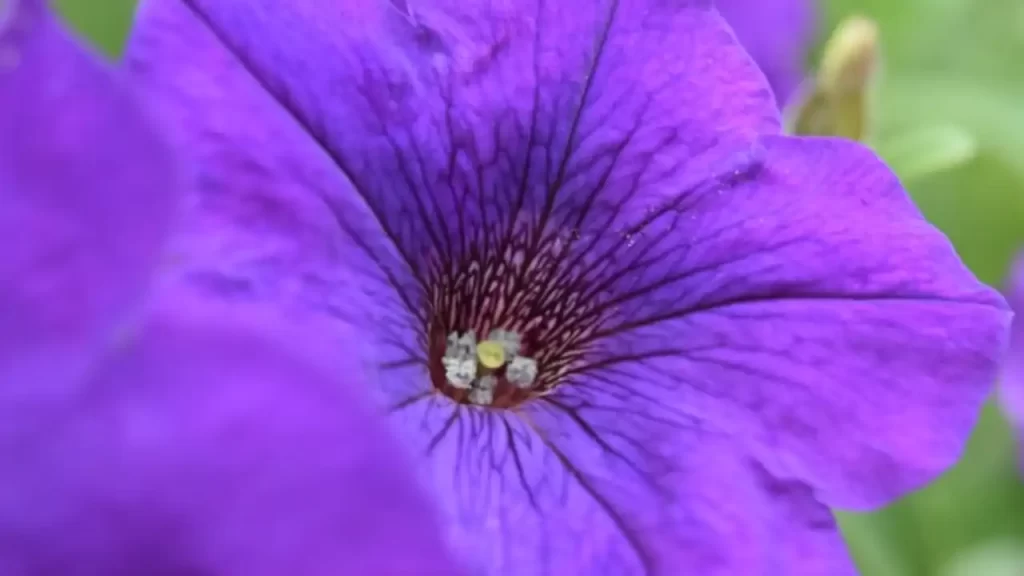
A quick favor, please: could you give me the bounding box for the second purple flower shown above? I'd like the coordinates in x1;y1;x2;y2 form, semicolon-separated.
717;0;816;105
1000;254;1024;471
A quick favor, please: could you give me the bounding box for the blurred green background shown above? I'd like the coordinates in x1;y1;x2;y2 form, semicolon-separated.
55;0;1024;574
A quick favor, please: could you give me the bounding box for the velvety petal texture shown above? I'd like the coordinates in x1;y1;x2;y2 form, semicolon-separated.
0;0;177;387
0;2;462;574
0;294;464;576
126;0;1009;574
716;0;816;105
999;253;1024;468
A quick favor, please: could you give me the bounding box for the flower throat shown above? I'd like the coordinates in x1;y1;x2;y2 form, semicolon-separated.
426;231;603;408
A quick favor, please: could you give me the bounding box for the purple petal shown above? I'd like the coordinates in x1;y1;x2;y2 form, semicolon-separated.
999;253;1024;468
643;136;1007;507
716;0;816;105
0;294;464;575
125;0;360;306
128;0;780;287
0;0;178;385
166;0;779;145
123;0;781;328
387;396;855;573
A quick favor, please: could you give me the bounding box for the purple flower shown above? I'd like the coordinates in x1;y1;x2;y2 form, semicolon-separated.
125;0;1009;574
0;1;462;573
717;0;816;105
999;254;1024;469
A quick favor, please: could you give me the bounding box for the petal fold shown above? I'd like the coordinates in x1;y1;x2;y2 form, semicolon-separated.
0;296;464;575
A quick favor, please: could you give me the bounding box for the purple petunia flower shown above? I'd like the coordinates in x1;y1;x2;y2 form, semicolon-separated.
999;254;1024;469
717;0;816;105
125;0;1009;574
0;1;462;573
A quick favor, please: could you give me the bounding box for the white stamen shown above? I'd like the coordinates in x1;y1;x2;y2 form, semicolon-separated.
507;356;538;389
468;375;497;405
443;331;478;388
443;357;476;389
445;331;477;359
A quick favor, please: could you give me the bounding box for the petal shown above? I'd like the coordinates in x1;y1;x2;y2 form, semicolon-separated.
125;0;779;303
999;253;1024;467
0;294;463;575
0;0;178;386
609;135;1008;507
389;397;856;574
153;0;779;148
125;0;371;310
716;0;815;104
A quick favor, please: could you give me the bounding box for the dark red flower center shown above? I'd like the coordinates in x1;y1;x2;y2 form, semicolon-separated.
426;230;601;408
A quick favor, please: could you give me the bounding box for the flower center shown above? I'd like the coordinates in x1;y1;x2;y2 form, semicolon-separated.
426;232;601;408
429;328;540;407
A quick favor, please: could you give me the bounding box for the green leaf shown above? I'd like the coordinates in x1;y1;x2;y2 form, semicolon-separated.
873;124;978;183
940;540;1024;576
52;0;138;56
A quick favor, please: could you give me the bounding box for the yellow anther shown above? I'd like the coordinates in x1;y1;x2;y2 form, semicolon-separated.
477;340;506;369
